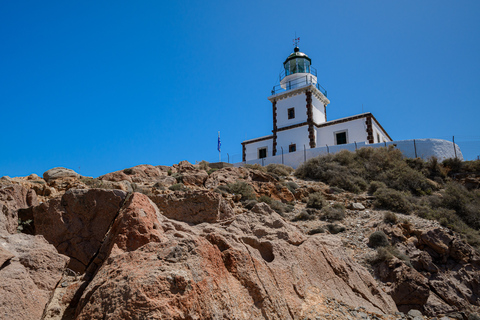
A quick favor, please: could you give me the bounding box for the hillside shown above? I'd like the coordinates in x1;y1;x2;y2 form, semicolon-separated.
1;147;479;320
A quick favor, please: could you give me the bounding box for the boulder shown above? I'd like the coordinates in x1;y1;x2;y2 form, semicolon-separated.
31;188;127;272
0;233;69;320
150;190;234;224
43;167;80;182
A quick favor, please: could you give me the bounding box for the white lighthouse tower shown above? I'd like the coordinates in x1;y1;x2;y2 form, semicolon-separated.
241;45;391;162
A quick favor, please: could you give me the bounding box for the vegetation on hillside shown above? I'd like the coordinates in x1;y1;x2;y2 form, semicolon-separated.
295;147;480;249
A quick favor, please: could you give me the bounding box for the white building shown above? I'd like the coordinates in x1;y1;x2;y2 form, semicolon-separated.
241;46;392;161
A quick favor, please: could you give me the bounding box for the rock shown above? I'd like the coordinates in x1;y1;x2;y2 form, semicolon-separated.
256;182;295;202
349;202;365;210
376;258;430;312
182;170;208;187
0;233;69;320
31;188;127;272
204;167;249;189
150;190;234;224
98;164;167;183
73;195;397;319
407;309;423;318
153;176;177;188
43;167;80;182
0;184;29;234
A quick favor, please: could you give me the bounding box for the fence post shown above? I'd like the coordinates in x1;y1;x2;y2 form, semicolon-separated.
326;144;329;154
227;153;230;163
413;139;417;158
281;147;284;165
304;145;306;163
453;136;457;159
354;141;357;150
384;141;386;147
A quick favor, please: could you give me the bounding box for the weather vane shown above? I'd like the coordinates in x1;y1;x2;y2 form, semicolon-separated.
293;33;300;47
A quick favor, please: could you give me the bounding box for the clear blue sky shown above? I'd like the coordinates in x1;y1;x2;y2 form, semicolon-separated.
1;1;479;177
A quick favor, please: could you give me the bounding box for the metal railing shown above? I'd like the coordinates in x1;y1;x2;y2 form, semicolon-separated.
271;76;327;96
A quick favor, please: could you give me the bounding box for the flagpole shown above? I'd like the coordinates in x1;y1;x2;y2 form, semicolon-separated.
218;131;221;162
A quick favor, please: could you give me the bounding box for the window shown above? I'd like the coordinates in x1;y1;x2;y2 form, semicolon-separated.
288;108;295;119
258;147;267;159
289;144;296;153
335;131;347;145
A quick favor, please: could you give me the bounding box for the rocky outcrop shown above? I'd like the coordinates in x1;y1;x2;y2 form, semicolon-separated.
98;164;167;183
0;184;34;234
0;233;69;320
380;224;480;316
71;193;397;319
31;188;127;272
150;190;234;224
43;167;80;182
204;167;250;189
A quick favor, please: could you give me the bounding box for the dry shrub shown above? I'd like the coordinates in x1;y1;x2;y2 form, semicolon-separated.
373;188;412;214
306;192;326;210
383;212;398;224
321;203;345;221
228;181;256;200
295;147;435;195
265;163;294;176
368;231;389;248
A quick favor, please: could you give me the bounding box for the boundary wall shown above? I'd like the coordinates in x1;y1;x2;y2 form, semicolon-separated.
234;139;463;169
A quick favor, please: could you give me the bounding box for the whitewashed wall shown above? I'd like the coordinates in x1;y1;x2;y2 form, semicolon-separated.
316;118;367;146
243;137;273;161
236;139;463;168
276;125;312;155
311;94;326;124
372;121;391;143
276;93;307;127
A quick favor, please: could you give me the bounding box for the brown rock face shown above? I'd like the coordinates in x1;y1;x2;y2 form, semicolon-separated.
381;225;480;315
150;190;234;224
0;234;69;320
73;194;397;319
32;188;127;272
0;184;30;234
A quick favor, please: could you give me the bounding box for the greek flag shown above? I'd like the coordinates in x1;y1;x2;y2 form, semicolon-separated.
217;132;221;152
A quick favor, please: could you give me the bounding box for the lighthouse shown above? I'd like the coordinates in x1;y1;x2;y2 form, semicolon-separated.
241;45;392;162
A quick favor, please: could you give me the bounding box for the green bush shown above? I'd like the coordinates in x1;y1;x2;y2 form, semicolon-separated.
321;203;345;221
373;188;412;214
306;192;325;210
265;163;294;176
258;195;293;216
295;147;436;195
244;163;266;172
285;181;299;193
292;209;318;221
383;212;398;224
169;183;185;191
442;182;480;229
197;160;209;171
228;181;256;200
368;231;389;248
368;181;387;195
171;173;183;183
368;246;411;267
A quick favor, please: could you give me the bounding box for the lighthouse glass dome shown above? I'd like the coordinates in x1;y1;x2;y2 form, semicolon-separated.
284;48;311;76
